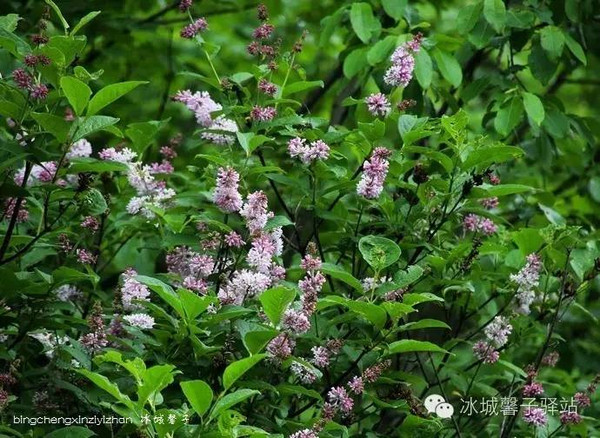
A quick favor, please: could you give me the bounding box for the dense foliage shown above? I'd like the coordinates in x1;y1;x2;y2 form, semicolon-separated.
0;0;599;437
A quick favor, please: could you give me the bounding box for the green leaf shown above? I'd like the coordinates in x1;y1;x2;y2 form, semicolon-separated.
70;11;101;36
137;364;177;408
45;427;96;438
320;263;363;291
367;36;397;66
181;380;213;417
282;80;324;97
414;49;432;88
67;157;129;173
393;265;424;288
209;389;260;421
236;132;270;156
125;119;168;154
471;184;534;198
259;286;296;325
87;81;147;116
60;76;92;116
522;92;545;126
350;2;379;44
432;49;462;88
75;369;132;406
564;33;586;65
386;340;449;356
178;289;215;320
95;351;146;383
399;319;451;331
483;0;506;32
31;112;70;142
359;236;401;272
457;2;483;34
136;275;185;319
243;329;278;355
540;26;565;59
343;47;369;79
462;146;524;169
0;98;21;120
538;204;566;226
321;296;387;329
264;215;293;231
529;43;557;85
223;354;266;390
381;0;407;20
73;116;119;142
45;0;69;31
494;97;523;137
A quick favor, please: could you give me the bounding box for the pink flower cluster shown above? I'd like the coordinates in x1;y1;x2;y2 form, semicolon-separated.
120;268;151;310
383;34;422;87
180;18;207;39
511;253;542;315
287;138;330;164
3;198;29;223
365;93;391;117
12;68;49;100
357;147;392;199
473;316;512;364
166;247;214;293
462;214;497;235
214;167;243;213
250;105;277;122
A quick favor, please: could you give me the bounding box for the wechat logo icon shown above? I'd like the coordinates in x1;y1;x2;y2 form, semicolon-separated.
424;394;454;419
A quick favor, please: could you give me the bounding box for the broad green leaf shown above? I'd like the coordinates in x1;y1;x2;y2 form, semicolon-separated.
209;389;260;421
393;265;424;288
181;380;213;417
386;340;449;355
433;49;462;87
343;47;369;78
95;351;146;383
320;263;363;291
483;0;506;32
402;293;445;306
350;2;379;43
494;97;523;137
564;33;586;65
399;319;451;331
125;119;168;154
178;289;215;320
321;296;387;329
457;2;483;34
136;275;185;319
243;329;278;355
31;112;70;142
414;49;432;88
67;157;129;173
223;354;266;390
0;98;21;119
45;0;69;31
528;43;557;85
259;286;296;325
282;80;324;97
473;183;534;197
367;36;397;65
522;92;545;126
72;116;119;142
381;0;407;20
87;81;147;116
70;11;101;36
137;364;177;408
264;215;293;231
538;204;566;226
60;76;92;116
540;26;565;59
359;236;401;272
462;146;524;169
45;427;95;438
75;369;133;406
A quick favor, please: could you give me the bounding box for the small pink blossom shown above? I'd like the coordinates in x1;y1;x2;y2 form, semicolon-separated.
522;407;547;427
348;376;364;394
250;105;277;122
357;147;391;199
365;93;391;117
327;386;353;415
76;249;97;265
282;309;311;334
81;216;100;233
224;231;245;248
473;341;499;364
214;167;243;213
523;382;544;397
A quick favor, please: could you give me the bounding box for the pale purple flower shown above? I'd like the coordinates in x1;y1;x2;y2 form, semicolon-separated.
481;197;499;209
299;271;325;315
214;167;243;213
240;191;273;234
287;137;330;164
289;429;318;438
362;360;391;383
174;90;222;127
479;218;497;235
180;18;208;39
522;407;547;427
357;147;391;199
473;341;499;364
218;269;271;305
31;161;58;182
76;248;97;265
166;247;214;281
282;309;311;334
80;331;108;353
120;268;150;311
348;376;364;394
291;361;317;384
3;198;28;223
560;411;582;425
311;346;330;368
266;333;295;361
225;231;245;248
301;254;321;271
512;253;542;315
55;285;82;302
327;386;353;414
182;277;208;294
484;316;512;348
81;216;100;233
30;84;49;100
12;68;32;89
523;382;544;397
149;160;174;174
98;147;137;163
542;351;559;367
253;23;274;39
201;116;238;145
179;0;192;11
574;392;591;407
250;105;276;122
123;313;155;330
384;35;421;88
365;93;391;117
463;214;497;235
67;139;92;159
258;79;277;96
247;233;277;273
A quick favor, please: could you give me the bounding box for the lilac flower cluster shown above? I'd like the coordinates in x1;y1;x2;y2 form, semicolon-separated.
250;105;277;122
125;162;176;218
462;214;497;235
120;268;150;310
214;167;243;213
383;33;422;88
14;161;62;186
166;247;215;293
365;93;391;117
511;253;542;315
3;198;29;223
55;285;82;302
287;138;330;164
357;147;392;199
473;316;512;364
79;302;108;354
123;313;155;330
522;407;547;427
12;68;49;100
174;90;238;145
180;18;207;39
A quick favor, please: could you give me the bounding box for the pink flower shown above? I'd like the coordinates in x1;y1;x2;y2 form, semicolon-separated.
123;313;155;330
291;362;317;384
120;268;150;310
362;360;391;383
250;105;277;122
481;197;499;209
523;382;544;397
179;0;192;11
68;139;92;159
247;233;277;273
542;351;559;367
489;173;501;185
3;198;28;223
253;23;274;39
218;269;271;305
12;69;32;89
311;346;330;368
522;407;547;427
301;254;322;271
258;79;277;96
365;93;391;117
225;231;245;248
472;341;499;364
180;18;208;39
81;216;100;233
463;214;497;235
214;167;243;213
384;34;422;88
479;218;497;235
327;386;354;414
30;84;48;100
357;147;392;199
289;429;318;438
98;147;137;163
560;411;582;425
348;376;364;394
574;392;591;407
76;249;97;265
183;277;208;294
266;333;295;361
173;90;221;127
484;316;512;348
240;191;273;234
287;137;330;164
282;309;311;334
